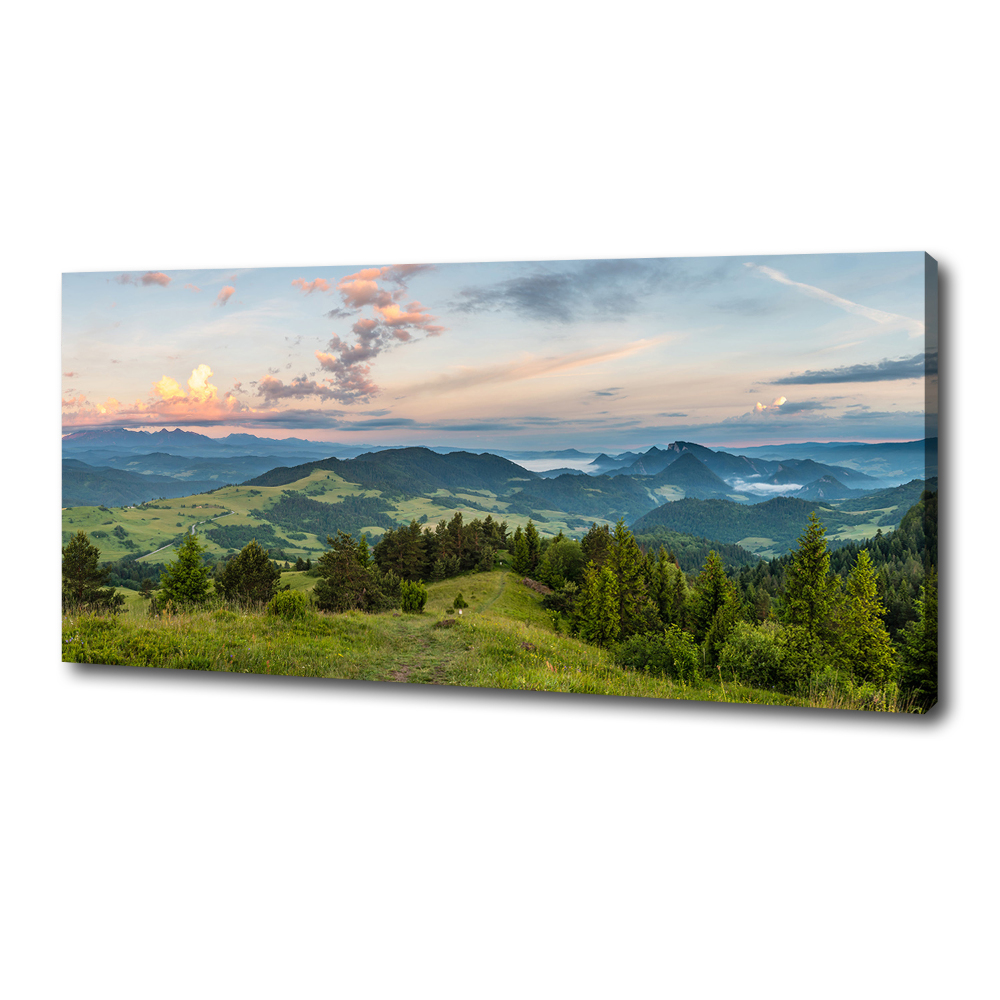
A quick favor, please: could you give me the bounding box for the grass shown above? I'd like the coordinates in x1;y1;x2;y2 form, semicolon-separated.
65;569;915;711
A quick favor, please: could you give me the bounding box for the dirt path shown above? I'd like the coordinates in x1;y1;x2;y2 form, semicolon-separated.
385;571;507;684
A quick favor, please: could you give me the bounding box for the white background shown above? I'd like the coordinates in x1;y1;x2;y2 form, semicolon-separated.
3;3;995;997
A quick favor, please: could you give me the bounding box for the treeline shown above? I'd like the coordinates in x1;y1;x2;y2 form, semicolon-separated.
632;527;762;573
543;502;936;710
373;512;510;581
735;492;937;637
252;491;397;539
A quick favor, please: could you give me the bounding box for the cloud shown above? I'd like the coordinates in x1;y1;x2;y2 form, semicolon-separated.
140;271;172;287
744;262;923;337
751;396;829;417
450;258;697;323
292;277;331;295
591;387;625;398
184;283;201;293
63;371;79;378
216;285;235;307
63;363;260;430
256;375;345;403
397;337;669;398
771;352;935;384
316;264;443;402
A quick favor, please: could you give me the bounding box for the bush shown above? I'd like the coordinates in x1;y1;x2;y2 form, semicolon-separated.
453;591;469;609
266;590;309;621
615;625;700;680
400;580;428;614
718;621;798;692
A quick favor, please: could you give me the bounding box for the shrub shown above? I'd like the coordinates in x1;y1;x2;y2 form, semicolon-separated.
718;620;798;692
453;591;469;609
615;625;700;680
400;580;428;614
266;590;309;621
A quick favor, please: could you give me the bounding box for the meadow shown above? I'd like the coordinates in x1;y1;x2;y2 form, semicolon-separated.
62;566;916;711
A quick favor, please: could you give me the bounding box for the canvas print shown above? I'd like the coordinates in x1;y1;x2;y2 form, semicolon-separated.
61;253;938;711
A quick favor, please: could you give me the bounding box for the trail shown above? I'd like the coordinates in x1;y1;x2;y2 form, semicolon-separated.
142;510;235;559
386;571;509;684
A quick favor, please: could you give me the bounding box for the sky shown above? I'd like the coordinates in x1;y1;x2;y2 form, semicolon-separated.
61;252;934;452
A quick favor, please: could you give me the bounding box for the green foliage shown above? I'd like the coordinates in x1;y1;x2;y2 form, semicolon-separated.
215;539;282;607
62;530;123;612
524;519;541;573
313;531;401;613
266;589;309;621
840;549;896;685
536;537;585;589
205;522;280;550
898;567;938;709
453;591;469;609
615;625;700;680
158;532;211;607
782;513;840;645
253;491;396;540
689;550;742;665
400;580;428;613
608;518;659;639
718;621;796;691
512;525;530;575
576;563;621;646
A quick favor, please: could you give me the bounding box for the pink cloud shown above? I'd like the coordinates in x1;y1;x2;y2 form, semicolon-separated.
141;271;172;287
216;285;235;307
291;277;331;295
184;283;201;293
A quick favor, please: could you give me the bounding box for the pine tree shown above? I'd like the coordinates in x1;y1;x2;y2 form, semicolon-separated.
62;531;122;611
899;568;938;709
158;532;211;607
608;518;657;640
576;563;621;647
524;519;541;573
314;531;373;612
781;512;840;667
512;526;530;575
215;539;282;607
840;549;896;685
689;550;741;665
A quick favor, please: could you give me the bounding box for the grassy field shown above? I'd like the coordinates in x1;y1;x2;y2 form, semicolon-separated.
61;465;617;569
63;567;910;711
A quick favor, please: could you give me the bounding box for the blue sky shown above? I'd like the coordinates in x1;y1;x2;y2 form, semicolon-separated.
62;252;933;451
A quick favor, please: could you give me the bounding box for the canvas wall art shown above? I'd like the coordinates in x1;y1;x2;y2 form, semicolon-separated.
61;253;938;711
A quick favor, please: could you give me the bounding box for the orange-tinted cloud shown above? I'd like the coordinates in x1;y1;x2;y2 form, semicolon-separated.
216;285;235;307
63;371;79;378
319;264;443;402
141;271;172;287
291;277;331;295
184;283;201;292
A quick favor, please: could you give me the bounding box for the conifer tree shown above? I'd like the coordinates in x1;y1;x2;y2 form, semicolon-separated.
524;519;541;573
576;563;621;647
781;512;840;666
840;549;896;685
62;531;122;611
608;518;657;640
215;539;281;607
512;526;530;575
158;532;211;607
689;550;741;665
899;568;938;709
